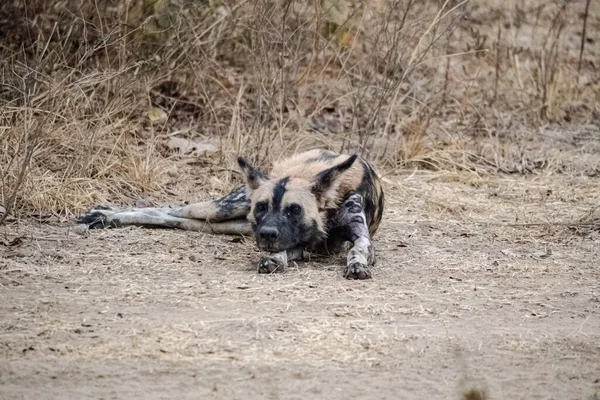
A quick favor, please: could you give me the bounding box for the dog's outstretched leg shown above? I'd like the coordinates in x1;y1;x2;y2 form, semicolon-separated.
338;193;375;280
77;184;251;235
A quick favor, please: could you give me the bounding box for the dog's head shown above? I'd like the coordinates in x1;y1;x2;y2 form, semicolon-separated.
237;154;357;252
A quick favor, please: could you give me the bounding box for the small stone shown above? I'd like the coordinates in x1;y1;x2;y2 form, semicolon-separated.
73;224;89;237
15;248;36;258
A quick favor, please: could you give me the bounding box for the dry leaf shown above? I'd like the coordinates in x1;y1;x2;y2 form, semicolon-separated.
146;107;168;123
322;0;348;26
337;29;354;48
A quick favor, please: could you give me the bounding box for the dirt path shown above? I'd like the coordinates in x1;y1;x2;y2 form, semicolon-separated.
1;173;599;400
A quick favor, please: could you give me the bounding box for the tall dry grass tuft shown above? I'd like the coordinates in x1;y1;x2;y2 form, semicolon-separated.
0;0;598;219
1;36;172;219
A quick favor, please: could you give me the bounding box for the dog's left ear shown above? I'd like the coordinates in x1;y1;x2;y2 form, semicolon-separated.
312;154;357;200
237;157;267;191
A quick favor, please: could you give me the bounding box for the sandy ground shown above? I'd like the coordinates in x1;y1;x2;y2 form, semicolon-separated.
1;172;599;400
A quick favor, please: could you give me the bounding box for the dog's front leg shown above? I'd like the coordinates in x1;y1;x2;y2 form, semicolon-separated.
339;193;375;280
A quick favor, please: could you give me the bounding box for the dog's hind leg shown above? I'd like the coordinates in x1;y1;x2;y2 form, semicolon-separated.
80;209;251;234
77;184;251;234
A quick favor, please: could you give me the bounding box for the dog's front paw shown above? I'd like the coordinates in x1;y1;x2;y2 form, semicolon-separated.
343;261;372;280
258;252;288;274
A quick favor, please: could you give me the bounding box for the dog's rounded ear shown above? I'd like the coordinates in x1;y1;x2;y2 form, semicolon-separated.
312;154;358;199
237;157;267;191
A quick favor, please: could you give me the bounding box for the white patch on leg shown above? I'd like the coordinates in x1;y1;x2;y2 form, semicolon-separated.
258;251;288;274
257;247;305;274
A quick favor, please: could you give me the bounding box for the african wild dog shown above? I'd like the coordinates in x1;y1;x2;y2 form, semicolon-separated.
77;149;384;279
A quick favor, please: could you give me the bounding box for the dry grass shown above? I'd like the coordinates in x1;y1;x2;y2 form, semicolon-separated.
0;0;599;221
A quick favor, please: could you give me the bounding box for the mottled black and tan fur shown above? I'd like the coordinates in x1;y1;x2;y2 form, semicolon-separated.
78;149;384;279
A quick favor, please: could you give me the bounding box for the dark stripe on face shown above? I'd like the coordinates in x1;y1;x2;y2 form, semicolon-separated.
272;176;289;211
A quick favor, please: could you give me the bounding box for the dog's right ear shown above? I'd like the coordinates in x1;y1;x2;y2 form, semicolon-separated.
237;157;267;191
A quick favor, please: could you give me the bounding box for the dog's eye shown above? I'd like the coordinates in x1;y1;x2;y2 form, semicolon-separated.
288;203;302;216
255;202;268;214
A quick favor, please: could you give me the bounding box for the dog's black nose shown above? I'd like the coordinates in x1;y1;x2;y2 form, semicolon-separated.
259;227;279;241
